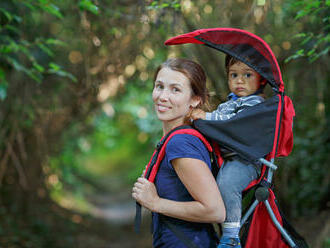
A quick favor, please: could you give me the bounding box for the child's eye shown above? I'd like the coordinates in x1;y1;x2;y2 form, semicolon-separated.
245;73;252;78
230;73;237;78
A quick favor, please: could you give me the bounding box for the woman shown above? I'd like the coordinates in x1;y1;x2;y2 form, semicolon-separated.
132;58;225;248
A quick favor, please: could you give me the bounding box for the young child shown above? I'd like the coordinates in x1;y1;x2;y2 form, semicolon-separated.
191;55;267;248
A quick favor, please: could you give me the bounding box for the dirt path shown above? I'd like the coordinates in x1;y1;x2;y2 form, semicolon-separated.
79;177;329;248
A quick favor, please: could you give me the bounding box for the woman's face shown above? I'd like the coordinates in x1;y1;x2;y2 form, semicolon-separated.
152;67;200;131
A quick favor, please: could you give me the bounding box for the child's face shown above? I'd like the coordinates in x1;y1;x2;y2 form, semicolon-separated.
228;61;265;97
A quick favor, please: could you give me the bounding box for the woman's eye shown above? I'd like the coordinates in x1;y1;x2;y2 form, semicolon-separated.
173;87;180;93
155;83;163;89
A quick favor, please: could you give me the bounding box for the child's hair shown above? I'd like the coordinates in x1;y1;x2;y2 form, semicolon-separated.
225;55;241;75
154;58;209;109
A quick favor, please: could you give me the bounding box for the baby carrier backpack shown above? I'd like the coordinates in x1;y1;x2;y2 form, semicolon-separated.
163;27;308;248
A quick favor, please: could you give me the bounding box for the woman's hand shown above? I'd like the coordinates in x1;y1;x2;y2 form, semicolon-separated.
132;177;160;212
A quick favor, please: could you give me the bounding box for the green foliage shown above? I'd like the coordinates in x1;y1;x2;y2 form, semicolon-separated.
283;119;329;216
281;0;330;220
0;0;77;100
285;0;330;63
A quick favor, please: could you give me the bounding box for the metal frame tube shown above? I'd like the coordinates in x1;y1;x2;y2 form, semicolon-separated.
259;158;277;170
264;200;297;248
241;158;297;247
240;199;259;226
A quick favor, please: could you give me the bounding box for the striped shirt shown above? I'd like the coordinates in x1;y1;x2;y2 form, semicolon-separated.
205;95;264;121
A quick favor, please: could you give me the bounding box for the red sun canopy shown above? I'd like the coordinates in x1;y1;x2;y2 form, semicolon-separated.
165;28;284;91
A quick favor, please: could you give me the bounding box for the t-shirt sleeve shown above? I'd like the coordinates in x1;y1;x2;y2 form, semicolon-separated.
165;134;211;169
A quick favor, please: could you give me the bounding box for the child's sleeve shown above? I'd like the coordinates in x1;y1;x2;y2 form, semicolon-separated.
205;101;237;121
237;95;264;113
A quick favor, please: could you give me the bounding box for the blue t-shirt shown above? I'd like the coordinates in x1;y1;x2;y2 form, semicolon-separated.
152;134;218;248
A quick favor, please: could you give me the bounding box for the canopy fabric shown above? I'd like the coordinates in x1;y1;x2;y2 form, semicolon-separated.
165;28;284;91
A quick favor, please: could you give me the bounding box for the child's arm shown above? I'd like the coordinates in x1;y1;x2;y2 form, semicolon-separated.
190;108;206;120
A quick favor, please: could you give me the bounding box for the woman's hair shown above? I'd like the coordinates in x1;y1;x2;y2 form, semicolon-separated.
154;58;209;108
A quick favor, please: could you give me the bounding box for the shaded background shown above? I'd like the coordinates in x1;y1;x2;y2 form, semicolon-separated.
0;0;329;247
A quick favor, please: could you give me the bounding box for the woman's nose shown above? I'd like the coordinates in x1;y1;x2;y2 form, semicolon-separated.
159;89;170;101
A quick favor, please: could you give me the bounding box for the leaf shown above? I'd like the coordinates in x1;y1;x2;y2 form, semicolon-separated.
40;3;63;19
172;3;181;10
26;70;42;83
37;43;54;57
0;7;13;22
0;81;8;101
48;62;61;71
33;62;45;73
79;0;99;15
4;24;21;34
6;57;28;72
301;34;313;45
45;38;66;47
13;14;22;23
0;45;13;54
292;33;307;39
20;1;36;11
6;57;42;83
307;48;315;56
285;49;305;63
0;67;7;99
48;63;77;82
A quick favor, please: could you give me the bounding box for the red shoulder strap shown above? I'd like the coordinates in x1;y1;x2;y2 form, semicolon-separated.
144;128;213;183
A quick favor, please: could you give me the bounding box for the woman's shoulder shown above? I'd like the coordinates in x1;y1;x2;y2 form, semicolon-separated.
167;133;204;148
164;132;211;167
166;133;209;159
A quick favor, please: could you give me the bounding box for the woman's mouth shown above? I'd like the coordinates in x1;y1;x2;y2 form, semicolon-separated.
156;104;171;112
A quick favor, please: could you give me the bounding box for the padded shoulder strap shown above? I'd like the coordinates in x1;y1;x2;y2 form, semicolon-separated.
135;125;216;233
144;126;213;183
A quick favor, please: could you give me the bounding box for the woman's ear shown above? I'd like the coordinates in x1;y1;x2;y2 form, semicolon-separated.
191;95;202;108
260;79;267;85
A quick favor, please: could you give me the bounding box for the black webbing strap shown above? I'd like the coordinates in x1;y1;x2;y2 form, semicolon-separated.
134;202;142;233
159;215;200;248
145;125;192;179
134;125;193;233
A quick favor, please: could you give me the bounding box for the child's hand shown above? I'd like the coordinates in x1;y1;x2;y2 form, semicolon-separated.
190;108;206;120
